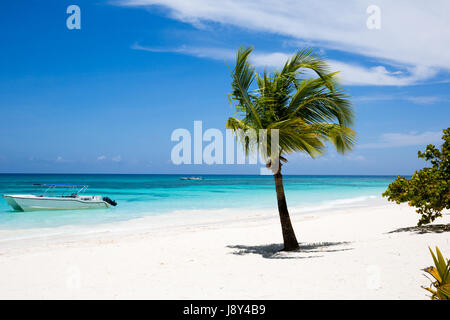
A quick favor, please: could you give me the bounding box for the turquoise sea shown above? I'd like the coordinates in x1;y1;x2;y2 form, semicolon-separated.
0;174;397;230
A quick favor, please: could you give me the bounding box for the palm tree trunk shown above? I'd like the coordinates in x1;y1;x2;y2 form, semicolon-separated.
274;169;300;251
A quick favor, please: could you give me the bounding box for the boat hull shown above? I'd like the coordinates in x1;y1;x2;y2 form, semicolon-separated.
2;195;110;211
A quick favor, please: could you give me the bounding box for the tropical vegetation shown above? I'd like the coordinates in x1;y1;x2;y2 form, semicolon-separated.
226;47;356;251
383;128;450;226
423;246;450;300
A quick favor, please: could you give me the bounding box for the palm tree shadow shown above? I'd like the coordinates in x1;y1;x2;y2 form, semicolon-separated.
227;241;353;259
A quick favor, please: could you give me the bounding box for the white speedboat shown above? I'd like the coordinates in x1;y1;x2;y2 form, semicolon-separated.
2;184;117;212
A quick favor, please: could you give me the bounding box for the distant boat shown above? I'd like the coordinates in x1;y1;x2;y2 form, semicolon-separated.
180;177;203;181
2;183;117;212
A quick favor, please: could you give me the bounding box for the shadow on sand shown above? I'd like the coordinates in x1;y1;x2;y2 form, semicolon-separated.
387;223;450;235
227;241;353;259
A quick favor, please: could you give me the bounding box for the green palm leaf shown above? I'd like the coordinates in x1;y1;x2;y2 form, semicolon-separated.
228;46;356;161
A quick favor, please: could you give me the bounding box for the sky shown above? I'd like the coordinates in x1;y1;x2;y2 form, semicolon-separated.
0;0;449;175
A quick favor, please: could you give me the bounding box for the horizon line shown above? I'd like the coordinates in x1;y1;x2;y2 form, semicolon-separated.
0;172;411;177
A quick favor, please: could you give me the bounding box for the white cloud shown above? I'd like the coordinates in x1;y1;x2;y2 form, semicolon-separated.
405;96;445;105
354;95;447;105
246;52;438;86
28;156;72;163
359;131;442;149
133;44;435;86
118;0;450;85
131;43;234;60
328;62;437;86
345;154;366;161
97;155;107;161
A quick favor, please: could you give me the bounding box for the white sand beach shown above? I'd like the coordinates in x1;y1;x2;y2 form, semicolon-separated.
0;199;448;300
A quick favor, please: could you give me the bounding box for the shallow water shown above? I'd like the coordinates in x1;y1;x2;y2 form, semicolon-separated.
0;174;397;230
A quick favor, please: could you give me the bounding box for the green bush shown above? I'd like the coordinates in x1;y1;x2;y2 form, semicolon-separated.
383;128;450;226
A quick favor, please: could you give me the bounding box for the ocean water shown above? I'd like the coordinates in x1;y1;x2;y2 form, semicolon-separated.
0;174;396;230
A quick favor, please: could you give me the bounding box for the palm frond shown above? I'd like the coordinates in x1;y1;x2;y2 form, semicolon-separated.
268;118;326;158
227;46;356;163
281;48;333;89
230;46;263;128
288;73;354;127
226;117;258;157
311;123;356;154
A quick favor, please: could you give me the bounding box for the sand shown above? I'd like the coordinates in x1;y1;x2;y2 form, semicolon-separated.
0;200;448;299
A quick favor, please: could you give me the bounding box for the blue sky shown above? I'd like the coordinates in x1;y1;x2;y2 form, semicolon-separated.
0;0;449;175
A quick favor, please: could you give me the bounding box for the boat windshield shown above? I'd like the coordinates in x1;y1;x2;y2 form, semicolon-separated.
33;184;88;197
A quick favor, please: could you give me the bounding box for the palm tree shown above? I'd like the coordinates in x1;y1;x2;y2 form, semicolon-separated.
226;47;356;251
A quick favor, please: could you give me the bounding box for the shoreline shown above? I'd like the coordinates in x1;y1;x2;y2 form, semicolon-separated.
0;199;449;299
0;195;384;251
